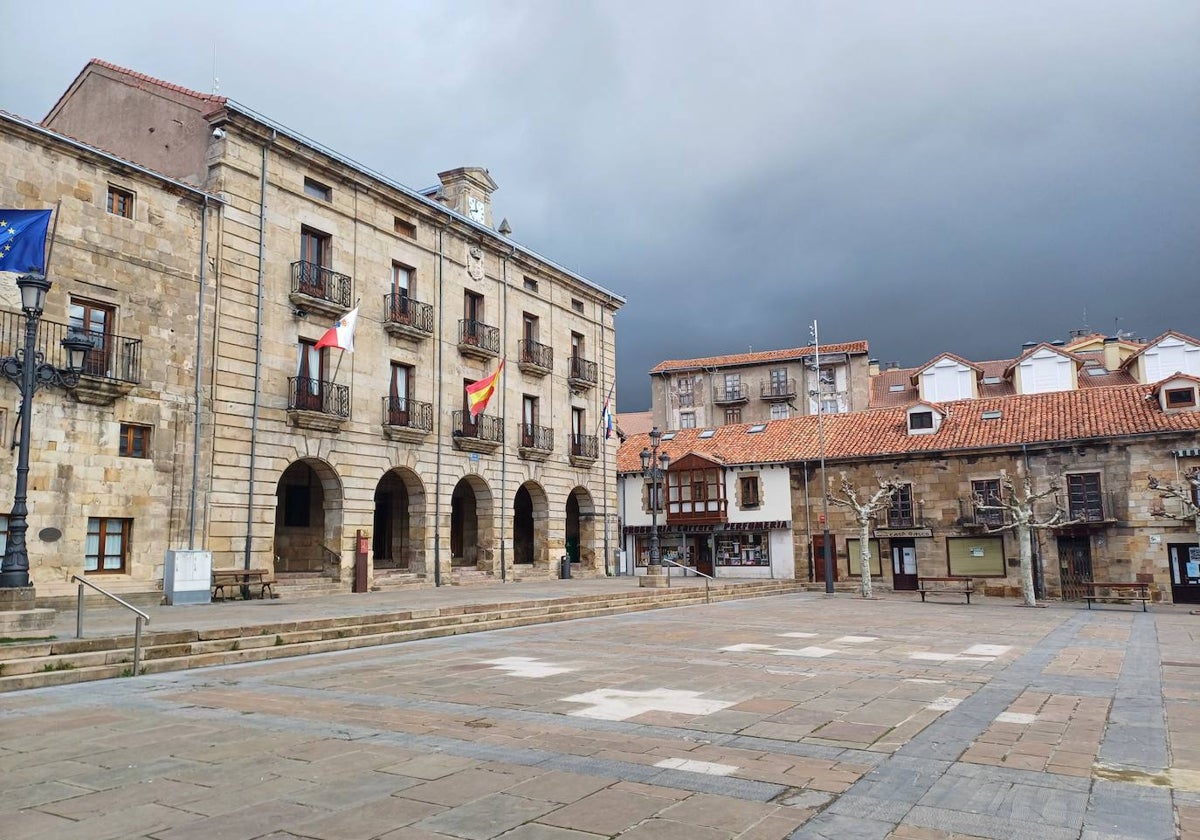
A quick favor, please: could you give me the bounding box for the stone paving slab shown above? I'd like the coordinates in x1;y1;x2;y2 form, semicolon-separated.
1;594;1198;839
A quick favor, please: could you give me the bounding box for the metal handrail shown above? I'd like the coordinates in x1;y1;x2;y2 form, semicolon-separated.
659;558;714;604
70;575;150;676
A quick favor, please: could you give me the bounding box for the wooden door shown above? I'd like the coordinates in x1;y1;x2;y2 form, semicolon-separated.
812;534;838;582
891;540;919;590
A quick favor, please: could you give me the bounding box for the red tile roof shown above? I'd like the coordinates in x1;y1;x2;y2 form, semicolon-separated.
649;341;869;374
616;411;654;437
87;59;226;108
618;384;1200;472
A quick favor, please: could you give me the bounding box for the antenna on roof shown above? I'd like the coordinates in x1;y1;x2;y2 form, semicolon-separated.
212;43;220;95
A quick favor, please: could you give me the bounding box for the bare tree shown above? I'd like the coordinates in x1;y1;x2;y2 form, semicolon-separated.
973;469;1074;607
1148;467;1200;537
827;473;904;598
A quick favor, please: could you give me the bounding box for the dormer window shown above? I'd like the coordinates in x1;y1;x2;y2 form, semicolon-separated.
909;411;934;430
906;402;944;434
1166;387;1196;408
1155;376;1200;412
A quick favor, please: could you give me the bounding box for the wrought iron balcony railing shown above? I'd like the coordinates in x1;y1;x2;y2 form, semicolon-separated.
568;355;598;385
452;410;503;442
518;339;553;371
712;384;748;404
886;513;915;528
518;423;554;451
0;310;141;384
570;433;599;459
291;260;352;308
760;378;796;400
458;319;501;354
383;293;434;334
381;396;433;431
288;376;350;417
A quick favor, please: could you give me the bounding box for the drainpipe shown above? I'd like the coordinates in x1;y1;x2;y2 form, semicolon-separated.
1022;443;1044;599
802;461;813;581
187;194;210;549
243;130;275;571
432;219;449;586
499;244;516;581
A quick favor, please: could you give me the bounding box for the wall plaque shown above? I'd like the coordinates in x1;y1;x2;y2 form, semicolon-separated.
874;528;933;538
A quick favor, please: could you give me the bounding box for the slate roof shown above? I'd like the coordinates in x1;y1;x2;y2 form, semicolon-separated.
649;341;869;375
618;384;1200;472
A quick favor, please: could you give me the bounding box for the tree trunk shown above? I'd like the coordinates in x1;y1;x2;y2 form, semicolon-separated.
859;517;873;598
1017;522;1036;606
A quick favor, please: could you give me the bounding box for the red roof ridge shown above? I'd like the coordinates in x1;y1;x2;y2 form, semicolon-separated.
909;351;983;384
88;58;227;106
1002;342;1087;376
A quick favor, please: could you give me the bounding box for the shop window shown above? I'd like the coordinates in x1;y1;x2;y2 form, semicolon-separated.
845;538;883;577
715;533;769;566
946;536;1005;577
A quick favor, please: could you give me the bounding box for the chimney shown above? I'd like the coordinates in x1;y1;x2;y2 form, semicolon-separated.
1050;339;1065;347
436;167;499;227
868;358;880;377
1103;335;1121;371
1021;341;1037;351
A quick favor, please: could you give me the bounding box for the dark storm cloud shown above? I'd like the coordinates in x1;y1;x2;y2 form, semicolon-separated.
3;1;1197;410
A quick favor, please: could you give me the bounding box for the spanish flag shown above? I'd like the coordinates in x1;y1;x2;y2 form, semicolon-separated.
465;360;504;419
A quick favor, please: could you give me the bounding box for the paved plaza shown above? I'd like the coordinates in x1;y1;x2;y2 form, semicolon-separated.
1;591;1198;839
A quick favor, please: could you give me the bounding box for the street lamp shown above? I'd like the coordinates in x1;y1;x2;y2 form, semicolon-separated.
639;426;670;585
811;320;834;594
0;273;95;589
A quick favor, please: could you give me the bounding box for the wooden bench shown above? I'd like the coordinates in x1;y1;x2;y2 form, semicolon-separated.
1080;581;1150;612
211;568;275;601
917;576;975;604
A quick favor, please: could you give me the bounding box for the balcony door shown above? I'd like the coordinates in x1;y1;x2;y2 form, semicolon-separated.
571;407;584;454
522;395;538;446
463;292;483;341
299;227;330;296
389;363;411;425
296;339;324;411
69;299;114;377
461;378;478;435
390;263;412;321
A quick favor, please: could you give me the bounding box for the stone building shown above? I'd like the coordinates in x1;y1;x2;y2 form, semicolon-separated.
8;59;624;594
618;383;1200;603
648;340;872;431
0;109;217;601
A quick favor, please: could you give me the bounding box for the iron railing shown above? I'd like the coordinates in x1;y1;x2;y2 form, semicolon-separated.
288;376;350;417
458;319;501;354
382;397;433;431
568;355;598;385
383;293;434;333
760;378;796;400
712;384;748;403
0;311;141;383
518;339;553;370
291;260;352;308
71;575;150;676
452;410;503;442
518;423;554;451
570;433;599;459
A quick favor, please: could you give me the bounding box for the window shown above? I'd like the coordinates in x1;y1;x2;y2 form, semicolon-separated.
118;423;151;458
106;185;134;218
888;484;914;527
394;216;417;238
1166;388;1197;408
740;475;761;508
646;480;663;512
0;514;8;557
680;412;696;429
85;517;131;573
724;407;741;424
571;332;584;359
821;397;841;414
523;312;539;342
770;402;790;420
571;298;584;313
283;485;311;527
523;276;539;293
300;226;331;267
392;263;412;296
1067;473;1104;521
668;465;724;518
294;339;325;410
845;539;883;577
723;373;742;400
971;479;1003;526
888;384;906;392
909;411;934;430
463;291;484;340
677;376;694;406
69;298;115;377
521;395;539;445
946;536;1005;577
303;177;331;202
769;368;788;394
388;363;413;424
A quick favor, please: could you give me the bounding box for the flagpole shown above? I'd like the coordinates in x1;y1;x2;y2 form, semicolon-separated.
42;201;62;276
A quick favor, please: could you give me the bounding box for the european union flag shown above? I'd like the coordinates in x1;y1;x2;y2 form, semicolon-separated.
0;210;52;274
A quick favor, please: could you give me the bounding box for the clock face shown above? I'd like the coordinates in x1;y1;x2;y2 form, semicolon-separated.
467;196;486;223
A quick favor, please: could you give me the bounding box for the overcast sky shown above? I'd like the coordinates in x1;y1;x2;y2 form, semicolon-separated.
3;1;1197;410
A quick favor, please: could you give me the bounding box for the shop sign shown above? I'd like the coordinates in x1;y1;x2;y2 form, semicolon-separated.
874;527;933;538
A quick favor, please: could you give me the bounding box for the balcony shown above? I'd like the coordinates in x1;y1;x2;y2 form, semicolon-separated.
516;423;554;461
451;409;502;453
712;384;748;405
886;513;915;529
458;319;500;360
760;378;796;401
0;311;142;405
1064;491;1120;527
569;433;599;467
381;397;433;443
518;339;553;377
287;376;349;431
382;293;434;342
956;498;1004;529
290;261;353;319
568;355;598;391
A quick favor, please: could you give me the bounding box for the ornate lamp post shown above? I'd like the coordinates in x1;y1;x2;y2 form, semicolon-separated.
0;273;95;589
639;426;670;588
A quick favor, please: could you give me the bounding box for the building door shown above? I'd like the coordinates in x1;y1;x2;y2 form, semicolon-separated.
891;540;919;590
1169;543;1200;605
812;534;838;582
1057;535;1093;601
695;538;714;576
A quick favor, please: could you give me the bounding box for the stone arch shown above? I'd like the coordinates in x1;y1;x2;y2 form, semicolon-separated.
373;466;427;575
566;486;598;570
513;480;549;566
274;457;344;574
450;474;495;569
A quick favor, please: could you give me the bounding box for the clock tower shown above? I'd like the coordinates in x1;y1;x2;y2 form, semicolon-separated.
436;166;498;228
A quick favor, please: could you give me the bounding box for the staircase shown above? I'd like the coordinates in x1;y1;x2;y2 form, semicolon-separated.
272;572;345;600
0;580;804;693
